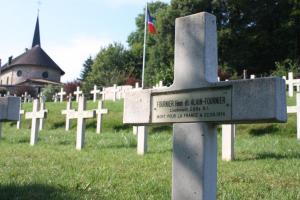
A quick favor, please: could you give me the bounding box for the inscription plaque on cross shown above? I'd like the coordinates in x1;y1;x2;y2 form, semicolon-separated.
58;88;66;102
69;96;95;150
90;85;100;102
123;12;287;200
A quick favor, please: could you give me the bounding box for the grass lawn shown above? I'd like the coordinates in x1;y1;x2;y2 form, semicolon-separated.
0;97;300;200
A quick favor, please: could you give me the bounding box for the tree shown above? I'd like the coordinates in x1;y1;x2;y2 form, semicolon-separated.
79;56;93;81
84;43;134;91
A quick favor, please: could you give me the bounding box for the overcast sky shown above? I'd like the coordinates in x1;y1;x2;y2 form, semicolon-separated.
0;0;170;82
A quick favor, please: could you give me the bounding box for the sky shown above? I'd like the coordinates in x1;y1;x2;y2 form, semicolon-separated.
0;0;170;82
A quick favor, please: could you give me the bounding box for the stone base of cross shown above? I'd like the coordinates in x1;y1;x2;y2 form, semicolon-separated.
123;12;287;200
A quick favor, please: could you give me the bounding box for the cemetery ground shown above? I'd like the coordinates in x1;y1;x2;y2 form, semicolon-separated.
0;96;299;200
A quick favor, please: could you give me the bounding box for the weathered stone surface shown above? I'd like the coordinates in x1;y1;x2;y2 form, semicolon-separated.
124;78;287;124
222;124;235;161
0;97;20;121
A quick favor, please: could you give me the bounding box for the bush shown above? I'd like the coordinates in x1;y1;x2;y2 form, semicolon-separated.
15;86;37;97
271;59;299;77
64;81;81;97
42;84;60;102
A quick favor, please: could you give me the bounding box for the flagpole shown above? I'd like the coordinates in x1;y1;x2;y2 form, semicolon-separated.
141;3;147;89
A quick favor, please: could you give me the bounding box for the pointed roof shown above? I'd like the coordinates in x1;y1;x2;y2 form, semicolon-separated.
32;16;41;47
1;45;65;75
0;15;64;75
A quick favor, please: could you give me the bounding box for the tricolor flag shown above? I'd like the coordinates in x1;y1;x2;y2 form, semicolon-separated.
147;8;156;34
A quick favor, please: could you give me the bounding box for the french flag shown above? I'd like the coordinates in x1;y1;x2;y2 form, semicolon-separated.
147;8;156;34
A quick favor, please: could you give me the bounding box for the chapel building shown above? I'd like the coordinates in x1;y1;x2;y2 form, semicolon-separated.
0;16;65;93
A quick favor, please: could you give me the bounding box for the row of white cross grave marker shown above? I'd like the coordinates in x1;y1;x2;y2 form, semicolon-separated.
0;12;295;200
12;95;109;150
52;81;165;103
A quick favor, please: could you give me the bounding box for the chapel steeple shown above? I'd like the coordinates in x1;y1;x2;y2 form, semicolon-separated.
32;16;41;48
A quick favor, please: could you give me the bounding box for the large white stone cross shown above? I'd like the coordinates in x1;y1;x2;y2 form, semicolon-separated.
90;85;100;102
287;93;300;139
95;100;108;134
69;96;95;150
74;86;83;102
61;96;75;131
25;99;47;146
123;12;286;200
57;88;66;102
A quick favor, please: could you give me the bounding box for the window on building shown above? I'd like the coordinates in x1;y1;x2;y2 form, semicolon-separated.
42;71;48;78
17;70;22;77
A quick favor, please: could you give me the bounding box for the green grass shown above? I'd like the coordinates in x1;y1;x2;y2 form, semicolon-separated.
0;97;300;199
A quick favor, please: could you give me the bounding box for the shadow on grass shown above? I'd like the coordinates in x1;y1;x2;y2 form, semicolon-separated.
249;125;279;137
100;143;137;149
52;122;65;129
113;124;131;132
150;125;172;134
58;140;72;145
17;138;30;144
236;152;300;161
0;183;71;200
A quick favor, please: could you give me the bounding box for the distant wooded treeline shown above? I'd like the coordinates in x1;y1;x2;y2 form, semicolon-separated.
80;0;300;90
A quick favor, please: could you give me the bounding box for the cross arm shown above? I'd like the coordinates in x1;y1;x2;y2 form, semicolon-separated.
123;77;287;125
25;110;46;119
68;110;96;119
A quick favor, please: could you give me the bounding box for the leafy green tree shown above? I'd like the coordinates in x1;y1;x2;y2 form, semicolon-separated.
84;43;133;90
80;56;93;81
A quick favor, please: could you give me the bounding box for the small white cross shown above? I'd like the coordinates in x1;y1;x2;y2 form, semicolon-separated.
57;88;66;102
95;100;108;134
74;86;83;102
90;85;100;102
